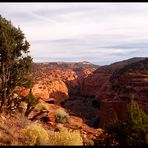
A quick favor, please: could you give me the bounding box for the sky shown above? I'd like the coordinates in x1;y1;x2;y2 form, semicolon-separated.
0;3;148;65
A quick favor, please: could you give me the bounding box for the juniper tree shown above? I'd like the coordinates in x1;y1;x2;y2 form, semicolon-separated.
23;88;39;117
105;97;148;146
0;14;32;112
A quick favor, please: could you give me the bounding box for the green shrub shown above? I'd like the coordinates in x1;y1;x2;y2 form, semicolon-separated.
48;126;83;146
105;98;148;146
19;124;49;145
35;103;48;111
53;109;70;123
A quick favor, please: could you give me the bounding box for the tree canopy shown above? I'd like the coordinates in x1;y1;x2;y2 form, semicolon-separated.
0;14;32;112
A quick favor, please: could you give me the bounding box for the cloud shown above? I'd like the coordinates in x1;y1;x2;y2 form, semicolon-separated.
0;3;148;65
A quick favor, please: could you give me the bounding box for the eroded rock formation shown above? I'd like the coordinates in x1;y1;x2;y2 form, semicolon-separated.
15;58;148;128
80;58;148;127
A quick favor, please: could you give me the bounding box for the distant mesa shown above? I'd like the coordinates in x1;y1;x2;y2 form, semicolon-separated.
80;61;91;64
34;60;94;65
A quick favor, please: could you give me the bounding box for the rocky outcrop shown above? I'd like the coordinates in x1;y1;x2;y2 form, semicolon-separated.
80;68;113;99
111;72;148;115
32;63;96;96
25;98;109;145
80;58;148;127
15;80;69;105
80;58;148;100
79;67;128;127
112;73;148;100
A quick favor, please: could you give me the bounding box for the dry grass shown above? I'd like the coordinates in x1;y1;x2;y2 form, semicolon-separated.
48;125;83;146
0;112;31;146
19;123;49;146
0;123;18;145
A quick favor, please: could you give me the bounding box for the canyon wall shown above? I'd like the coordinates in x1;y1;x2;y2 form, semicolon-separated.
15;59;148;128
80;58;148;127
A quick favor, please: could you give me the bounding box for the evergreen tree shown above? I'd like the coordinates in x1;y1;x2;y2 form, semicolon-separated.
0;14;32;112
22;88;39;117
105;97;148;146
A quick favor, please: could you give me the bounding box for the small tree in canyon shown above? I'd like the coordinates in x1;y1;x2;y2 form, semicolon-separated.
105;97;148;146
0;14;32;113
23;88;39;117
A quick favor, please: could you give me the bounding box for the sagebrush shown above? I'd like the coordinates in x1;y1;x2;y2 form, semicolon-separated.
48;126;83;146
52;109;70;123
19;124;49;145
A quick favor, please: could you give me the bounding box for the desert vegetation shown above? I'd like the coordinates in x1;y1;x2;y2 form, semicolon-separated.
105;97;148;146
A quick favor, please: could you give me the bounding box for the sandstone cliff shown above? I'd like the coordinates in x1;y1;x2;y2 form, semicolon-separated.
80;58;148;127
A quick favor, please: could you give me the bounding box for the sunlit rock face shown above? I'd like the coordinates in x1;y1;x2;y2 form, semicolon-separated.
31;62;97;101
15;62;97;104
15;80;69;105
32;80;69;104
